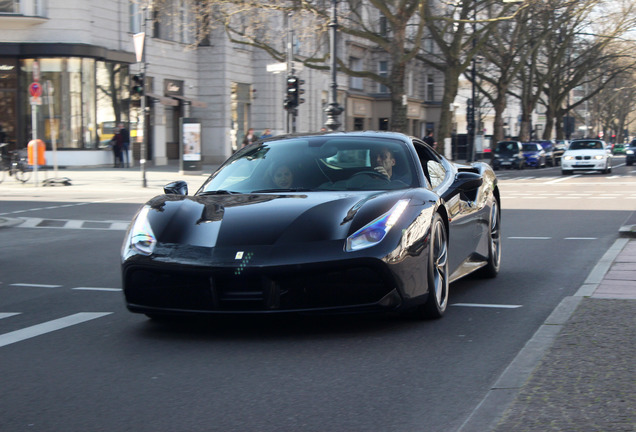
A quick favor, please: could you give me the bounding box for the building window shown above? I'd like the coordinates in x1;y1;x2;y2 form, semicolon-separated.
129;0;142;34
20;58;129;150
353;117;364;130
350;57;363;90
426;74;435;102
378;61;388;93
378;118;389;130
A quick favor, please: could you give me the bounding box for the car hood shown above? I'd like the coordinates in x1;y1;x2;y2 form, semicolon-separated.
138;190;415;248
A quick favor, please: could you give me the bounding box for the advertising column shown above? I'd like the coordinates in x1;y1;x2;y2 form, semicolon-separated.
180;117;202;174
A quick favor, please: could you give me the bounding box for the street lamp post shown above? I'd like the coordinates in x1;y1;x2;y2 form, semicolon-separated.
467;6;477;162
324;0;343;131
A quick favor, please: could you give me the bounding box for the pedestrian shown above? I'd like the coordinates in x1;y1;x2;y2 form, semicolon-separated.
242;128;257;148
260;129;273;139
118;123;130;167
423;130;437;151
111;126;123;168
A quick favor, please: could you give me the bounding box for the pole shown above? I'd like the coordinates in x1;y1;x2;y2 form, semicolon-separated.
140;6;148;187
32;103;38;186
324;0;343;131
467;5;477;163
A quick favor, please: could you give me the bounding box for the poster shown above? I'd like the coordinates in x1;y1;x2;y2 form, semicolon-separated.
182;122;201;161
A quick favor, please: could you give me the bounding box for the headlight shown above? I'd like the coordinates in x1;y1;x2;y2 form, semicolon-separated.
564;155;574;160
594;155;605;160
346;199;409;252
129;206;157;255
627;150;634;155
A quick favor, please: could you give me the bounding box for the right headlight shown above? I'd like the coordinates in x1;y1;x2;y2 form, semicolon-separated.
564;155;574;161
346;199;409;252
128;206;157;256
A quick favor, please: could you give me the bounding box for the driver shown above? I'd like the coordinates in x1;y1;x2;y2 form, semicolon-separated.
372;147;396;179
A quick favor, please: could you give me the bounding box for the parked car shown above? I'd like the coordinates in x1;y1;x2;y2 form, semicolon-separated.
626;139;636;166
612;143;626;155
553;141;568;166
522;142;546;168
537;140;556;166
491;140;525;170
561;139;612;174
121;131;502;321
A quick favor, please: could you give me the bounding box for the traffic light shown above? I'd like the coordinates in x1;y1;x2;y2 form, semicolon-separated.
132;74;144;96
285;75;299;109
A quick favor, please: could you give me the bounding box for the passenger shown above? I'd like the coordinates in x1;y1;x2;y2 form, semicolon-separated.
271;163;294;189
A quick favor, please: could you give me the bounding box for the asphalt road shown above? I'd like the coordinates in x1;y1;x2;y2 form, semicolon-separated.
0;158;633;431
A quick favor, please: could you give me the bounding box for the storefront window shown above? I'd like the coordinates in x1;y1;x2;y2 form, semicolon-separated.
21;58;129;150
0;58;18;147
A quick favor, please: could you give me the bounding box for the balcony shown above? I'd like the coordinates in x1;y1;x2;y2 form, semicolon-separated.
0;0;47;28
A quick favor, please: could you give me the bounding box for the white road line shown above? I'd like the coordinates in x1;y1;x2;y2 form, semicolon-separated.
565;237;597;240
10;283;62;288
0;312;112;348
452;303;522;309
72;287;122;292
0;313;21;319
508;237;551;240
545;175;581;184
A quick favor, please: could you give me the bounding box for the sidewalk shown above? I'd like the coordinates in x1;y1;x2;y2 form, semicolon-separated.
460;212;636;431
1;163;635;431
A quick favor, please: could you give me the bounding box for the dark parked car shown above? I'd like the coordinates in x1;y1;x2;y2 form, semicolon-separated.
538;140;556;166
522;142;547;168
491;140;525;170
626;140;636;166
121;131;502;321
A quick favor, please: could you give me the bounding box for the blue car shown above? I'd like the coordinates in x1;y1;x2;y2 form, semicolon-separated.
522;142;546;168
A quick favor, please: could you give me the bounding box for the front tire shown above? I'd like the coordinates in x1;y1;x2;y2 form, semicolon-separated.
478;200;501;278
418;213;449;319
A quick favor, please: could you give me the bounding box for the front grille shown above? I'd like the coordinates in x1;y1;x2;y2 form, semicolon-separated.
124;265;393;312
575;155;591;160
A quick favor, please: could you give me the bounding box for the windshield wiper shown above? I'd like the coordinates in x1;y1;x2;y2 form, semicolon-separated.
199;190;241;195
250;188;314;193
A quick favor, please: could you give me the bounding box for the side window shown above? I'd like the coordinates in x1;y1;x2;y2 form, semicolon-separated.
413;141;447;189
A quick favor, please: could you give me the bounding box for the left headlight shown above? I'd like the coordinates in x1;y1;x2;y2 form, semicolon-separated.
129;206;157;256
594;155;605;160
626;149;634;155
346;199;409;252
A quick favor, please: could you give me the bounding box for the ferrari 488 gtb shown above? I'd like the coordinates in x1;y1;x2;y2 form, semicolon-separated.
122;131;501;320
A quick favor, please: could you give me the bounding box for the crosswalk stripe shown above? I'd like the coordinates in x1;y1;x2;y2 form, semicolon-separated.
72;287;122;292
0;312;112;348
0;313;21;320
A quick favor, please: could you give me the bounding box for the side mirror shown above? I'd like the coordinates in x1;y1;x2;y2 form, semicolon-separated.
163;180;188;195
453;171;483;193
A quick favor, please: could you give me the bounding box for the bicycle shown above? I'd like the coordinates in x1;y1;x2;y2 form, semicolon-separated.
0;144;33;184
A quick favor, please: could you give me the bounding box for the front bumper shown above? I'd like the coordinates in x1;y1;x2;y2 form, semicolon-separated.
122;257;412;316
562;158;608;170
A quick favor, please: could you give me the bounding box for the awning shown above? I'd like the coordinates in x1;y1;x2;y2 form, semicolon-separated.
171;95;207;108
146;93;179;106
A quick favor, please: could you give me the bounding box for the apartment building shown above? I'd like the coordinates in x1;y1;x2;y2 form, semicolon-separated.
0;0;445;167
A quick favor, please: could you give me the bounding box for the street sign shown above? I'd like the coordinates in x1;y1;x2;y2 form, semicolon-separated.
29;82;42;98
266;62;287;73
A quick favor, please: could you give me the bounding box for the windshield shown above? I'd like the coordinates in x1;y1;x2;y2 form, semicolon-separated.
569;140;603;150
197;135;417;194
496;142;519;153
522;143;539;151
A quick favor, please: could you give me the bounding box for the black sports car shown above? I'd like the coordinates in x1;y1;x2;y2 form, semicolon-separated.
122;131;501;320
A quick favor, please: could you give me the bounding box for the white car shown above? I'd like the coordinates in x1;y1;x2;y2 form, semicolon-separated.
561;139;612;175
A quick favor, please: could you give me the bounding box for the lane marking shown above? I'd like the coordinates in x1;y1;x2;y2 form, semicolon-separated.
452;303;522;309
72;287;122;292
10;283;62;288
508;237;551;240
565;237;597;240
0;312;112;348
0;313;21;319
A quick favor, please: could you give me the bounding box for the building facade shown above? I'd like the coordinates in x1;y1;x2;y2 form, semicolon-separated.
1;0;448;168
